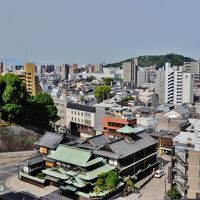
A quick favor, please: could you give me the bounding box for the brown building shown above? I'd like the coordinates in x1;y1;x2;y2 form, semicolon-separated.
103;111;137;139
150;130;179;155
172;129;200;199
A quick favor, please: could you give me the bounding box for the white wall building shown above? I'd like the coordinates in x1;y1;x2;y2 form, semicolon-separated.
164;63;194;105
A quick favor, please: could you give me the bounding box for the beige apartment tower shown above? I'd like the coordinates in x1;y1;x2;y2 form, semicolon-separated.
24;63;40;96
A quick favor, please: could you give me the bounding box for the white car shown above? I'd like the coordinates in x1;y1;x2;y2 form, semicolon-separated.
155;169;164;178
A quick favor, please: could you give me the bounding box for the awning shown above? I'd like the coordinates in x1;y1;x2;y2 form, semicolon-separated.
161;147;172;151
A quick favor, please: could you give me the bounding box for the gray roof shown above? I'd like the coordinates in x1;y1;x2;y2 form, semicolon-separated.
86;134;109;147
174;106;189;115
22;155;43;166
150;130;179;139
35;132;64;149
75;134;110;150
136;107;157;113
67;102;96;113
94;132;157;159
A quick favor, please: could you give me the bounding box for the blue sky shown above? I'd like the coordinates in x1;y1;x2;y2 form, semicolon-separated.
0;0;200;65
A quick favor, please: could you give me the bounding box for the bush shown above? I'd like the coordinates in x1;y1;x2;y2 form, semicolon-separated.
166;187;182;199
95;171;119;192
37;172;45;179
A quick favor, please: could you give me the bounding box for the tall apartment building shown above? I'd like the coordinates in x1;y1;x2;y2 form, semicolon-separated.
155;67;165;104
164;63;194;105
0;62;3;75
137;67;150;87
182;73;194;104
183;61;200;80
60;64;69;80
69;64;78;74
172;121;200;198
24;63;41;96
123;58;138;88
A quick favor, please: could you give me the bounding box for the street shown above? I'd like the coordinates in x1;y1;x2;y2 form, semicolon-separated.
0;163;18;195
138;155;171;200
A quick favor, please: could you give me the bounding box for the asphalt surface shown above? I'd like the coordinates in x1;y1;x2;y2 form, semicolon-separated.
0;164;18;195
0;163;72;200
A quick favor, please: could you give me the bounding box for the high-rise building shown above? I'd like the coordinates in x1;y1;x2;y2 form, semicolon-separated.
69;64;78;74
0;62;3;75
164;63;194;105
182;73;194;104
137;67;150;87
171;120;200;198
155;67;165;105
183;61;200;80
164;63;183;105
122;58;138;88
60;64;69;80
24;63;41;96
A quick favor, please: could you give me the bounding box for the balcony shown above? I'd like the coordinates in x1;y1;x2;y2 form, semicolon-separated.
172;167;187;180
172;179;187;191
172;154;187;166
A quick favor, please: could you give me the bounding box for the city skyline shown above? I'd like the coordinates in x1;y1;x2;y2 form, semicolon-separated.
0;0;200;65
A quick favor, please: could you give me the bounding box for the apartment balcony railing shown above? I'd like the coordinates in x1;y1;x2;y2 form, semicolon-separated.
172;154;187;167
172;167;187;180
172;179;187;191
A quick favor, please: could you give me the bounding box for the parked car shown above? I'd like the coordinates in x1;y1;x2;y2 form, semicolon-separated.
155;169;164;178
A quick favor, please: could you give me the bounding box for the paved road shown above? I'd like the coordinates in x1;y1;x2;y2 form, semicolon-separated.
0;163;18;195
138;155;171;200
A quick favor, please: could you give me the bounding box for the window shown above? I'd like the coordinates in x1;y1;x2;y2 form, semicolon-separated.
75;111;76;115
198;183;200;191
71;110;73;114
84;112;91;118
78;111;80;116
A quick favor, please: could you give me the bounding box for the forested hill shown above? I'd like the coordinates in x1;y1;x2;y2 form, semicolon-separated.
104;54;196;68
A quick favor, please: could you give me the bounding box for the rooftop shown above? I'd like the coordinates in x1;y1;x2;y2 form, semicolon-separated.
94;131;157;159
48;144;103;167
67;102;96;113
117;125;144;134
35;132;64;150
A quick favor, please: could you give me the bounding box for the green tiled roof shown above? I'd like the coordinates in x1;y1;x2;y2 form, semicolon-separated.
60;185;77;192
117;125;140;134
42;167;69;180
48;144;95;167
79;164;115;181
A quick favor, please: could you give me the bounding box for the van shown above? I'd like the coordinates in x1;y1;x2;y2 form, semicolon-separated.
155;169;164;178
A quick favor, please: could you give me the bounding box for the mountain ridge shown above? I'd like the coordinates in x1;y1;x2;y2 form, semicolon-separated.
104;53;196;69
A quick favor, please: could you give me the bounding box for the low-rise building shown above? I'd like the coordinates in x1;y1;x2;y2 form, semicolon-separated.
102;111;137;139
138;89;158;107
66;102;105;138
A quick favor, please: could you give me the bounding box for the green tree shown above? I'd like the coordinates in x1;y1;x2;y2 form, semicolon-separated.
166;187;182;199
102;77;114;86
87;76;95;82
94;85;111;102
0;74;28;122
0;74;58;129
29;92;59;128
95;171;119;192
105;171;119;190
